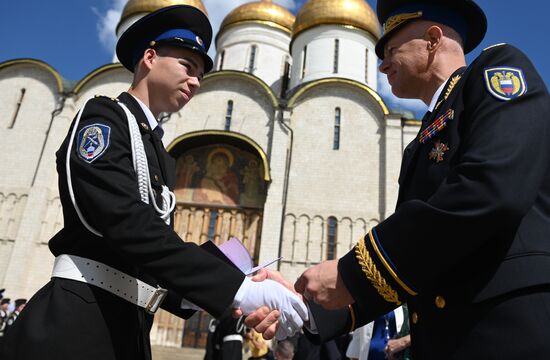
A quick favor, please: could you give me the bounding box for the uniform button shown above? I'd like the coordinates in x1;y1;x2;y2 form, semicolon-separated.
435;295;446;309
411;312;419;324
154;174;159;181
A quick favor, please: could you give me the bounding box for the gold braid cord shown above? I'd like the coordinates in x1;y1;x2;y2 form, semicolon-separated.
355;239;402;305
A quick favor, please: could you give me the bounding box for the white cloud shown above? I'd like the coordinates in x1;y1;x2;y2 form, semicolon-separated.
93;0;298;58
377;72;428;119
93;0;128;54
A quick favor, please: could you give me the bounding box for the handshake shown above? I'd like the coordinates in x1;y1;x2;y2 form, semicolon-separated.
231;260;354;340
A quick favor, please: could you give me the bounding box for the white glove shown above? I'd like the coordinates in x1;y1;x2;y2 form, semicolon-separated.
233;277;309;340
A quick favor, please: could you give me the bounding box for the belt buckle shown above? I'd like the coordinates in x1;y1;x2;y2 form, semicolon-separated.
145;286;168;314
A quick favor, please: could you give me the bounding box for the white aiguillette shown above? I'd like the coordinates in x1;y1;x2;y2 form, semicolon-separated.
201;237;281;275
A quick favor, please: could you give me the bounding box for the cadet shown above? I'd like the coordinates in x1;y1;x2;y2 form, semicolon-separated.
0;5;306;360
248;1;550;358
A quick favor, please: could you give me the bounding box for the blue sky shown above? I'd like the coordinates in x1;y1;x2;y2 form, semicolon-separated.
1;0;548;117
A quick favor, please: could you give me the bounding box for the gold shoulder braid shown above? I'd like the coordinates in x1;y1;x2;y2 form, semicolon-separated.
355;238;402;305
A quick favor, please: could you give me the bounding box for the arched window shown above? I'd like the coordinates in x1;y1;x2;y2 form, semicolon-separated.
207;210;218;242
9;88;26;129
333;39;339;74
248;45;257;73
333;107;341;150
218;50;225;71
327;216;338;260
225;100;234;131
301;45;308;79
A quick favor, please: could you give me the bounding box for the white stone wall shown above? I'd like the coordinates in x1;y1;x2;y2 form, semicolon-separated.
163;73;275;152
278;82;387;280
0;65;59;188
215;24;292;95
290;25;379;90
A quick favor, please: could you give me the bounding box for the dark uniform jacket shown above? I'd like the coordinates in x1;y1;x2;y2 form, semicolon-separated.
0;92;245;360
311;44;550;359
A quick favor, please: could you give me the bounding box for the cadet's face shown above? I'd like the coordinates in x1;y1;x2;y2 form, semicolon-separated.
379;23;429;99
148;46;204;114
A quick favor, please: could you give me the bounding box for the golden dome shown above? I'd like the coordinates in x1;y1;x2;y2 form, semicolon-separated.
120;0;208;24
219;0;295;36
292;0;380;40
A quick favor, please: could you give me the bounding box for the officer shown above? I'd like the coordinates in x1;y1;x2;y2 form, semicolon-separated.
0;5;307;360
246;1;550;359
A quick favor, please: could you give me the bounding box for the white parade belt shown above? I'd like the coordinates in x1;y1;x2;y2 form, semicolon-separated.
51;254;167;314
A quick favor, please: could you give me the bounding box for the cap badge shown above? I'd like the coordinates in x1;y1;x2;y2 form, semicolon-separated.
384;11;423;34
196;36;203;47
429;140;449;163
77;123;111;163
484;67;527;101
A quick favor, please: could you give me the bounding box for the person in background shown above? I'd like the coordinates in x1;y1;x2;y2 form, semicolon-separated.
205;308;245;360
274;340;295;360
0;296;10;344
5;299;26;331
245;329;274;360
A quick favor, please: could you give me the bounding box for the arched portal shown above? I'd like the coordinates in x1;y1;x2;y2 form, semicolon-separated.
156;131;271;349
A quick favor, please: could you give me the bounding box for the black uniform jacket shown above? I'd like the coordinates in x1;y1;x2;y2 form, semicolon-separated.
0;92;244;360
311;45;550;358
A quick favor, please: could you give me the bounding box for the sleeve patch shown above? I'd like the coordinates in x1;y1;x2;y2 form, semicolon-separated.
484;67;527;101
76;123;111;163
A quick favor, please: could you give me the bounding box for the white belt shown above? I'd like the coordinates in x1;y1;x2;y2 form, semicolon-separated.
223;334;243;343
51;254;167;314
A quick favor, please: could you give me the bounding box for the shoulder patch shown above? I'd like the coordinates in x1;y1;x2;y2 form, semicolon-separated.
484;67;527;101
483;43;506;51
76;123;111;163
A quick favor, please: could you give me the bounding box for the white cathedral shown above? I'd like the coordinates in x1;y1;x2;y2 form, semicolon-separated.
0;0;419;348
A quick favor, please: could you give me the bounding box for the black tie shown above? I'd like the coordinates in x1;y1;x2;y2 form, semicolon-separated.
153;126;164;140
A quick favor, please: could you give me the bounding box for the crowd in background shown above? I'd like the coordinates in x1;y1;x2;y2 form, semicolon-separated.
205;305;412;360
0;289;26;346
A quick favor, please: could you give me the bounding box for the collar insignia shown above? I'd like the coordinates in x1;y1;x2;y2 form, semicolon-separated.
141;122;149;130
435;74;461;111
484;67;527;101
429;140;449;163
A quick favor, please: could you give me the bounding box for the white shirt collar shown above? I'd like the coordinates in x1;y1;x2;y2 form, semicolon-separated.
130;94;160;135
427;78;449;113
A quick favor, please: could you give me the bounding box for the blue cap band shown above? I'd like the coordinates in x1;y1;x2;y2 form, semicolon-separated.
132;28;205;68
387;3;468;44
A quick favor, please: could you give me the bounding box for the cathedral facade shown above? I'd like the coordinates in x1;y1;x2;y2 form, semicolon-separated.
0;0;419;348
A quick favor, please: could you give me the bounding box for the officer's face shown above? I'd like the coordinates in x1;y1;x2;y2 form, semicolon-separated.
147;46;205;115
379;22;430;99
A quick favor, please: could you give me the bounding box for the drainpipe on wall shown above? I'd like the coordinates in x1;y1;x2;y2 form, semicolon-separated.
276;101;293;271
31;93;68;186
